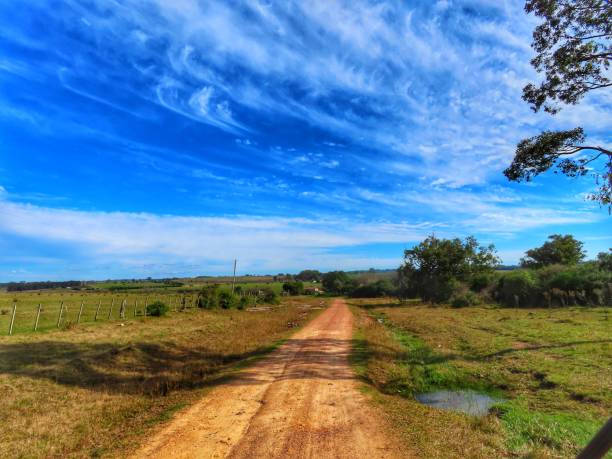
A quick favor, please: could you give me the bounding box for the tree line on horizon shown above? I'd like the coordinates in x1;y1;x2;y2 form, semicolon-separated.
319;233;611;308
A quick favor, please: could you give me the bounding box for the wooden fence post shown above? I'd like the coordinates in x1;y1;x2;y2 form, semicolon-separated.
144;296;149;318
94;299;102;321
9;303;16;335
56;301;64;328
120;298;126;319
108;298;115;320
34;303;42;331
77;300;84;324
133;298;137;317
577;417;612;459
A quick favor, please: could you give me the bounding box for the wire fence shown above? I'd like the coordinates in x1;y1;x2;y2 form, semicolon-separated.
0;292;198;336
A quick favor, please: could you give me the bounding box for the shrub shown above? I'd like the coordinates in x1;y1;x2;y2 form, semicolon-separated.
322;271;356;295
282;281;304;295
497;270;539;307
350;280;396;298
238;296;250;310
218;291;238;309
258;287;280;305
451;291;480;308
470;272;494;292
146;301;169;317
538;263;610;292
197;285;220;309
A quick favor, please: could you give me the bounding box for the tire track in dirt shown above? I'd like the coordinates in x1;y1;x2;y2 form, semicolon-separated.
133;299;404;459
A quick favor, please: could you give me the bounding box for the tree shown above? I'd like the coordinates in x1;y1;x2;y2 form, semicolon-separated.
520;234;586;268
321;271;356;295
398;235;499;303
505;0;611;207
282;281;304;295
597;249;612;271
295;269;322;282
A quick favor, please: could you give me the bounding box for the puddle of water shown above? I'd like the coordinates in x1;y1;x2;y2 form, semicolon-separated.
415;390;501;416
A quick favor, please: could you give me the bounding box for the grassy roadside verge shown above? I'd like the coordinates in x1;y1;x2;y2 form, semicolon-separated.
349;299;611;458
0;297;327;458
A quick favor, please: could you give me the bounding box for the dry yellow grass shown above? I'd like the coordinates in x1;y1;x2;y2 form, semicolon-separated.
0;296;327;458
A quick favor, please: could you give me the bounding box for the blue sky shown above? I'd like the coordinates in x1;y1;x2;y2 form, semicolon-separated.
0;0;610;281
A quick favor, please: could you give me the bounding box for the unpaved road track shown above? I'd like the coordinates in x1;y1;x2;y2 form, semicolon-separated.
134;299;403;459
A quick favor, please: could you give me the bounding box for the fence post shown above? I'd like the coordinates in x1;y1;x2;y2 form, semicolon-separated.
120;298;126;319
56;301;64;328
9;303;16;335
77;300;84;323
34;303;42;331
94;299;102;321
144;296;149;318
108;298;115;320
577;417;612;459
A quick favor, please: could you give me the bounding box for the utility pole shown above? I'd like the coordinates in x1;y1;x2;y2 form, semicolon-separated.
231;259;237;295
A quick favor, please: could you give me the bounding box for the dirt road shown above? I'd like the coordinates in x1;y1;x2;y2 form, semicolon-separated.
133;299;403;459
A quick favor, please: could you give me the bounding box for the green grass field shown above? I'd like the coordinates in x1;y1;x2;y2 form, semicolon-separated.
0;281;321;336
349;298;611;458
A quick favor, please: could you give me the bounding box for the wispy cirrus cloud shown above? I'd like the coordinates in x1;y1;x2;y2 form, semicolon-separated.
0;0;609;280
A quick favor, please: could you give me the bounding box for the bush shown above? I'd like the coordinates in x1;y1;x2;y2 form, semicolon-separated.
322;271;354;295
451;291;480;308
497;270;539;307
282;281;304;295
197;285;220;309
538;263;610;292
146;301;169;317
258;287;280;305
238;296;250;310
350;280;396;298
218;291;238;309
470;272;494;292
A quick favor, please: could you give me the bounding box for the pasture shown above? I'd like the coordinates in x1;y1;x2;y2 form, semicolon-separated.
0;293;326;458
350;299;611;458
0;280;320;336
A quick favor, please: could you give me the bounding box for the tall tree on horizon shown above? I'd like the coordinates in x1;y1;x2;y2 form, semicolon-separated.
504;0;611;209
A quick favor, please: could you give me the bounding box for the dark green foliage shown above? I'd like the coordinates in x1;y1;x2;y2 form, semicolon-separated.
507;0;611;207
218;291;238;309
451;291;480;308
258;287;279;305
238;296;250;310
6;280;83;292
538;263;611;292
146;301;169;317
350;280;396;298
295;270;322;282
282;281;304;295
470;272;495;292
522;0;611;114
322;271;357;295
520;234;586;268
497;270;540;307
398;235;499;303
496;263;612;307
597;249;612;271
197;285;219;309
505;128;595;181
